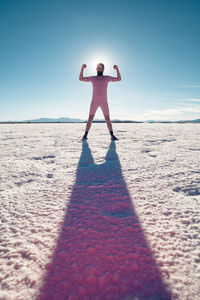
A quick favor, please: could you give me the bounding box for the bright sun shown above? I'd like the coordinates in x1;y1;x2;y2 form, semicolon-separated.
86;53;113;74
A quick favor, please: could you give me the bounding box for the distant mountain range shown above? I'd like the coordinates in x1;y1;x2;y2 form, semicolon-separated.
0;117;199;123
144;119;200;123
23;117;84;122
1;117;85;123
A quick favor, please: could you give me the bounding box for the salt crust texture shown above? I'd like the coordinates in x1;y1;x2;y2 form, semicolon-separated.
0;123;200;300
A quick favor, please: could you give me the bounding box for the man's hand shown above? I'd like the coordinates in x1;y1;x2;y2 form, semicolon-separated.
79;64;89;81
111;65;121;81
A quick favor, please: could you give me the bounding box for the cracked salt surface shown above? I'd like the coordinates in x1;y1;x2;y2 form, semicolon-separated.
0;123;200;300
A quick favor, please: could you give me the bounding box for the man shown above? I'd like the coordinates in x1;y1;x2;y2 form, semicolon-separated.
79;63;121;141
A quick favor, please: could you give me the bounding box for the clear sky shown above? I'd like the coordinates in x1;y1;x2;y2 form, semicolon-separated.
0;0;200;121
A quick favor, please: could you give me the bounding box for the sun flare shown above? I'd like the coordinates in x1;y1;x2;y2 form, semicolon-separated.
86;53;113;74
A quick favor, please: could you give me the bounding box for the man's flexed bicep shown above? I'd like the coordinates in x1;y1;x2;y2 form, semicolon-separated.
79;64;90;81
111;65;121;81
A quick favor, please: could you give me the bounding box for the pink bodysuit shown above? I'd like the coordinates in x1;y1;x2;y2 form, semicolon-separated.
87;75;114;116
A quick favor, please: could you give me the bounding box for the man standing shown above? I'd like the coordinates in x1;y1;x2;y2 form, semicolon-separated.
79;63;121;141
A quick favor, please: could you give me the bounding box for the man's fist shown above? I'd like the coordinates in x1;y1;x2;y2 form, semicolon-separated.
113;65;118;69
82;64;87;68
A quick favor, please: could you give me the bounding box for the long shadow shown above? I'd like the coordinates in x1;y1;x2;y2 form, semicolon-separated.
38;141;172;300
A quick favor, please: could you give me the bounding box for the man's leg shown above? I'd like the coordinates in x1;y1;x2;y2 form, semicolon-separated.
101;102;118;140
82;114;95;140
82;101;98;140
86;114;95;132
104;114;112;131
104;115;118;140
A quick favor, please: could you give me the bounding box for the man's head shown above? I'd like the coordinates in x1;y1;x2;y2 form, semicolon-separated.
96;63;104;76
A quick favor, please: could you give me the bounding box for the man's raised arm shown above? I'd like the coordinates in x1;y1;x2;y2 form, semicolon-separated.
111;65;121;81
79;64;89;81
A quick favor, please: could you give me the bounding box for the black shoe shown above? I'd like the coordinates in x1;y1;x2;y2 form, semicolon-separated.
111;135;119;140
82;135;87;141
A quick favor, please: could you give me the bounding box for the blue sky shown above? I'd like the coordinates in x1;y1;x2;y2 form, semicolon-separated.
0;0;200;121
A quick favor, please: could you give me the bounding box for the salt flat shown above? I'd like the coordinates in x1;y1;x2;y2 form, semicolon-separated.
0;123;200;300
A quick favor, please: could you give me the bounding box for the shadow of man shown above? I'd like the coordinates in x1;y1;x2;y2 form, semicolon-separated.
38;141;172;300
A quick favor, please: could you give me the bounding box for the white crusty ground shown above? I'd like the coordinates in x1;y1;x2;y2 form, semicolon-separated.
0;123;200;300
